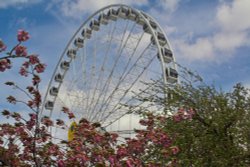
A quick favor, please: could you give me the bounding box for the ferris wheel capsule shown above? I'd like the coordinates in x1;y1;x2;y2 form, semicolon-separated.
81;28;92;39
166;67;178;83
45;101;54;110
89;20;100;31
49;86;59;96
136;16;145;26
54;73;63;83
117;6;128;19
126;8;137;21
98;13;109;25
60;61;70;70
151;32;167;46
67;49;77;59
157;47;173;63
74;38;84;48
143;20;157;33
107;9;118;21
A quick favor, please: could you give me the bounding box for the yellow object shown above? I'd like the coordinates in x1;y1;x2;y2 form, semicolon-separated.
68;121;77;141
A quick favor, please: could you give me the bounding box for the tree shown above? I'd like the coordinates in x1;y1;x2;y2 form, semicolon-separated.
0;30;180;166
140;70;250;166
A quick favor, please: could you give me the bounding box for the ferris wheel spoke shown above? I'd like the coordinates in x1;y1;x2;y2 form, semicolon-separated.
95;31;148;121
97;43;154;117
85;21;118;119
93;24;143;120
103;79;159;128
89;20;136;121
101;47;157;123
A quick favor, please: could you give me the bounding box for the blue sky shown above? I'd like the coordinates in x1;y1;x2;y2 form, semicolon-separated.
1;0;250;95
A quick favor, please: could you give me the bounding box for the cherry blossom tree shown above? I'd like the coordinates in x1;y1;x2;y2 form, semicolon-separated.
0;30;180;167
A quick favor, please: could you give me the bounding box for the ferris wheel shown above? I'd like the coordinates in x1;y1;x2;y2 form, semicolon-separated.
40;4;178;141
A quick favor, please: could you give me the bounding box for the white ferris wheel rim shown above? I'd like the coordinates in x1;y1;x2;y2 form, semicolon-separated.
40;4;178;137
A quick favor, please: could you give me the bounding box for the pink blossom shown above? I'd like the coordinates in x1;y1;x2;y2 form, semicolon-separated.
17;29;30;42
16;127;24;135
19;67;28;76
0;139;3;145
34;63;46;73
33;91;41;106
42;117;53;127
117;147;127;157
56;119;65;126
126;159;133;167
27;100;35;108
15;45;27;57
110;133;118;142
68;112;75;119
0;59;11;72
7;96;16;104
108;156;116;165
94;134;102;142
29;113;37;120
0;39;7;52
173;114;182;122
26;86;34;93
28;55;40;64
22;61;29;68
57;160;65;167
187;108;195;118
32;75;41;85
171;146;180;155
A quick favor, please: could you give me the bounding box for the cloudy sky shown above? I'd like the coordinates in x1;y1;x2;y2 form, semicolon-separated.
1;0;250;93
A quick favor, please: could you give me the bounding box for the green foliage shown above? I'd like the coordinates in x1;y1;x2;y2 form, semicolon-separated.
137;73;250;166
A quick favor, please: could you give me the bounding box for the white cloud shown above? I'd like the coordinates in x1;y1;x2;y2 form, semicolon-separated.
0;0;41;8
53;0;148;19
216;0;250;32
173;0;250;62
160;0;181;12
164;25;177;35
174;37;214;62
213;31;248;52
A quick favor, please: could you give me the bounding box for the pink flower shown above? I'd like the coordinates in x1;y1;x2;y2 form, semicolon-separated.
108;156;116;165
171;146;180;155
57;160;65;167
126;159;133;167
17;30;30;42
15;45;27;57
94;134;102;142
32;75;41;85
187;108;195;119
110;133;118;142
56;119;65;126
0;59;11;72
0;39;7;52
34;63;46;73
68;112;75;119
173;114;182;122
28;55;40;64
29;113;37;120
19;67;28;76
42;117;53;127
22;61;29;68
7;96;16;104
27;100;35;108
117;147;127;157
